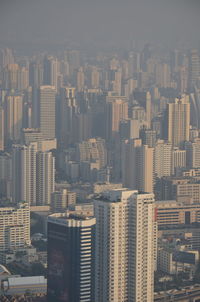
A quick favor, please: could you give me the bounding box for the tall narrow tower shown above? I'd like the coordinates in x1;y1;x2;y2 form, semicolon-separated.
36;151;55;205
166;95;190;147
39;85;56;139
122;139;154;193
12;144;37;204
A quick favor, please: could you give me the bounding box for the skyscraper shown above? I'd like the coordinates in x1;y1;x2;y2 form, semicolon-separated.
12;144;55;205
2;64;19;89
188;49;200;90
122;139;154;193
0;106;4;150
154;140;172;178
47;212;96;302
43;56;59;90
105;97;128;141
0;153;12;199
140;128;157;147
4;94;23;146
59;87;78;148
36;151;55;205
166;95;190;147
39;85;56;139
171;148;186;175
185;138;200;168
12;144;37;204
0;48;14;69
77;137;107;168
77;67;85;92
94;189;156;302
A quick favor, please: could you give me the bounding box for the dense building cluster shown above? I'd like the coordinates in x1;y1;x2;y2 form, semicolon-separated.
0;45;200;300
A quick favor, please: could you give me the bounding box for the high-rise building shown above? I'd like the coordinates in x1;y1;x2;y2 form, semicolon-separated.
59;87;78;148
77;67;85;92
0;106;4;150
154;140;172;178
0;202;30;251
2;63;29;91
177;66;188;94
112;69;122;96
172;148;186;175
188;49;200;90
51;189;76;212
90;66;100;89
94;189;156;302
12;144;37;204
155;62;171;88
122;139;154;193
76;111;92;143
39;86;56;139
0;153;12;199
47;212;96;302
12;144;55;205
4;94;23;146
105;97;128;141
29;61;43;128
0;48;14;68
77;137;107;168
140;128;157;147
185;138;200;168
67;50;80;76
119;119;140;140
166;95;190;147
43;56;59;90
29;61;43;88
36;151;55;205
2;64;19;89
17;66;29;91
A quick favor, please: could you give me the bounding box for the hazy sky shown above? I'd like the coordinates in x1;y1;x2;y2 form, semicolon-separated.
0;0;200;51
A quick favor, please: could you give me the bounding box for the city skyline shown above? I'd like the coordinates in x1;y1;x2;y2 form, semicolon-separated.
0;0;200;301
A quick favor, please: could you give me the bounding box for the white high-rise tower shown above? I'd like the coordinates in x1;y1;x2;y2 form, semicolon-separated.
94;189;157;302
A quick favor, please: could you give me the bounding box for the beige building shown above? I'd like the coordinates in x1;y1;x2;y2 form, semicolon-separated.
160;177;200;203
0;202;30;251
105;97;128;140
122;139;154;193
22;129;57;151
154;140;172;178
94;189;156;302
2;64;19;90
2;63;29;91
4;94;23;145
12;144;55;205
77;67;85;91
167;95;190;147
185;138;200;168
172;148;186;175
77;137;107;168
12;144;37;205
39;86;56;139
51;189;76;212
158;248;199;275
156;199;200;227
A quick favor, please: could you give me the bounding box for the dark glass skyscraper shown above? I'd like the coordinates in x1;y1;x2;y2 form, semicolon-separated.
47;213;96;302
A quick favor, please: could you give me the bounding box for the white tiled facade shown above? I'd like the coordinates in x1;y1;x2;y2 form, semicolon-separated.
94;189;156;302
